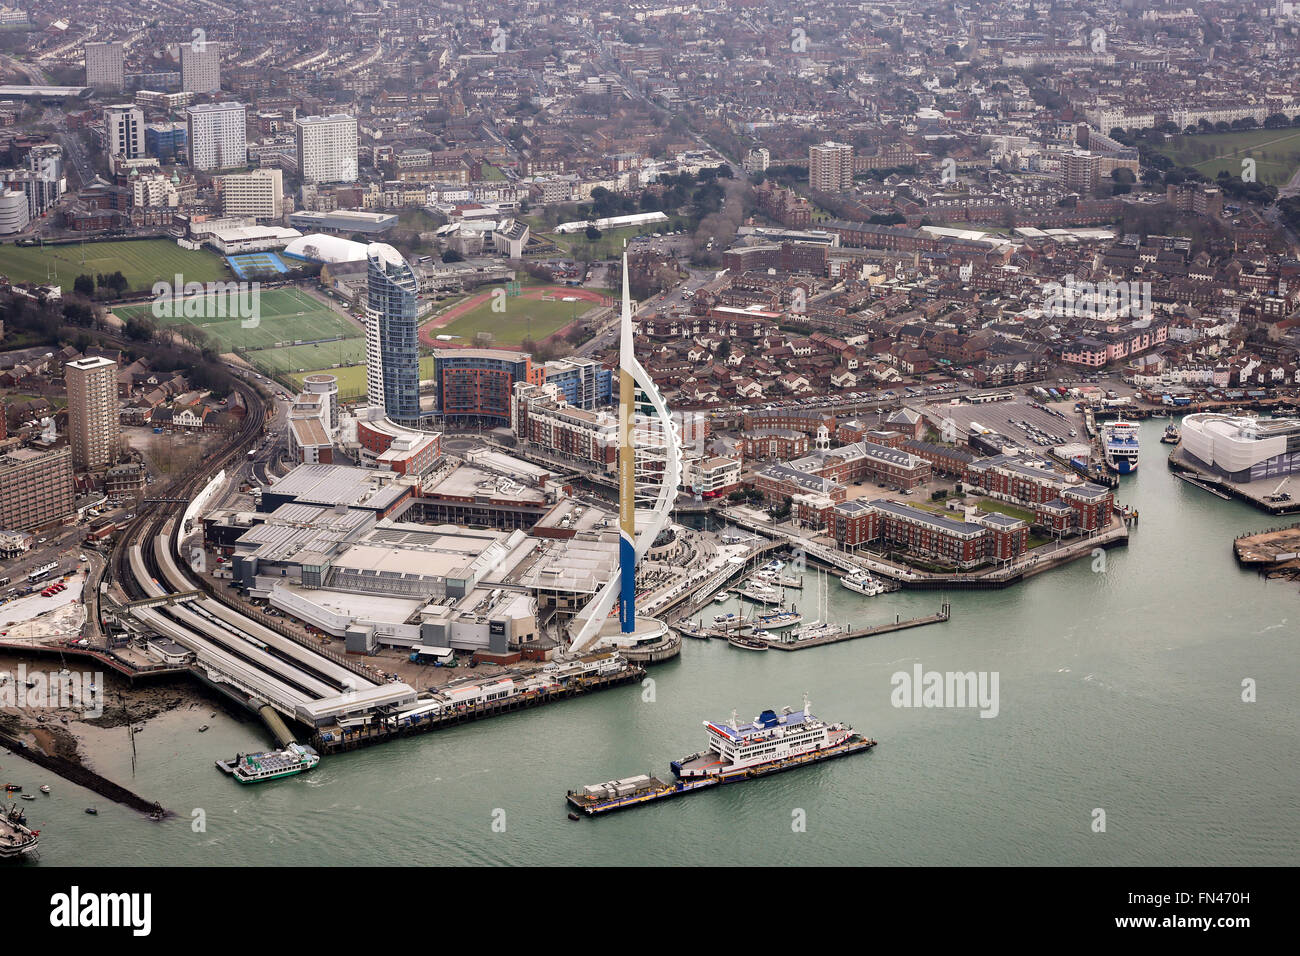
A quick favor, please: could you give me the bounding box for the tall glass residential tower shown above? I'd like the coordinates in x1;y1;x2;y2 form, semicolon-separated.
365;243;420;425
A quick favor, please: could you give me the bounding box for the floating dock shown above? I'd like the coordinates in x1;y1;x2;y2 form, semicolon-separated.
762;604;951;651
566;735;877;816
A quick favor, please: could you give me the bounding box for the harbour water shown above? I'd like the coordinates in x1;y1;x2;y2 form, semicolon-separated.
5;419;1298;866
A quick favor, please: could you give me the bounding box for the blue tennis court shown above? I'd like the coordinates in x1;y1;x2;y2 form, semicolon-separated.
228;252;290;279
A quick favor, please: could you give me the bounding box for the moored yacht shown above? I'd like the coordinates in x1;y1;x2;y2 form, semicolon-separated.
841;569;886;597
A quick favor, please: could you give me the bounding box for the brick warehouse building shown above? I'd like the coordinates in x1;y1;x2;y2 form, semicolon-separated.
792;441;932;489
512;382;618;472
738;428;811;461
432;348;543;425
902;439;977;479
833;498;1029;568
743;408;836;435
752;462;848;504
966;455;1113;532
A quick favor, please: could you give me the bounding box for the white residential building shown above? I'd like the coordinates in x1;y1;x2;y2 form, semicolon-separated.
187;101;247;172
809;141;854;193
104;104;144;162
181;41;221;94
85;41;124;91
219;168;284;221
295;114;359;185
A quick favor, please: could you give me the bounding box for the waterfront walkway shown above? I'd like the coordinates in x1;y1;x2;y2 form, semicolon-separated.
717;507;1129;589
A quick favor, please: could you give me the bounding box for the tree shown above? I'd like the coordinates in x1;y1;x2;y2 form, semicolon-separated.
442;248;464;263
585;224;602;241
124;316;156;341
74;274;95;297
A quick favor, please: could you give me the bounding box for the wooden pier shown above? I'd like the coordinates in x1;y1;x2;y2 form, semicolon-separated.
310;666;645;755
762;603;951;651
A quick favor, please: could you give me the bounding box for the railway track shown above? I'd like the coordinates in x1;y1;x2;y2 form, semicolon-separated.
111;377;267;604
108;378;380;719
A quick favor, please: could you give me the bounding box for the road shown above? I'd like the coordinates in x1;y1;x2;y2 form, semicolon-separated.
0;52;49;86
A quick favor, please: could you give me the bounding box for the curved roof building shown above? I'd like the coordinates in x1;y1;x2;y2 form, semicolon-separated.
1181;413;1300;483
282;233;369;264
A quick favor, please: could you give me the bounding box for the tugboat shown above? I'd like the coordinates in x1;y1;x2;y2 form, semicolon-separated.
1161;422;1180;444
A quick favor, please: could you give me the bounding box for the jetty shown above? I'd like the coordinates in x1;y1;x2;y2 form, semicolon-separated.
762;604;952;651
1233;524;1300;579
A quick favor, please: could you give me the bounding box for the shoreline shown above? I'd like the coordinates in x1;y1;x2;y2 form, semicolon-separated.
0;648;238;816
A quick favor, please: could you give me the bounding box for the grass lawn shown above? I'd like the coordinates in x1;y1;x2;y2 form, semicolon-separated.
287;363;368;402
0;238;230;292
1150;127;1300;186
255;339;366;376
287;355;437;403
434;292;603;346
479;164;506;181
1;390;66;410
397;208;444;232
114;286;361;353
970;497;1037;523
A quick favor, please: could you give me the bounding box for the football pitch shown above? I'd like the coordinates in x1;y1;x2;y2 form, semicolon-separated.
0;238;230;292
432;292;604;346
114;286;362;354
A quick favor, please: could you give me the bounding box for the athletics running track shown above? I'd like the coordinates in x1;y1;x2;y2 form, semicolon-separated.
418;286;610;348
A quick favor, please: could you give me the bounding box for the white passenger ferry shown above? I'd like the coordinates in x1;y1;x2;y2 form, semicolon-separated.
1102;420;1140;474
215;743;320;783
671;696;873;782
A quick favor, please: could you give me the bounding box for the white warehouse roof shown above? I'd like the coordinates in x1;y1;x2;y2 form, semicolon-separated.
282;233;370;264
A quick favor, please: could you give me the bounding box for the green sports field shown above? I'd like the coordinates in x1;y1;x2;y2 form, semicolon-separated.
114;286;362;354
1151;128;1300;186
253;339;367;376
0;238;230;292
288;356;436;403
435;293;602;346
